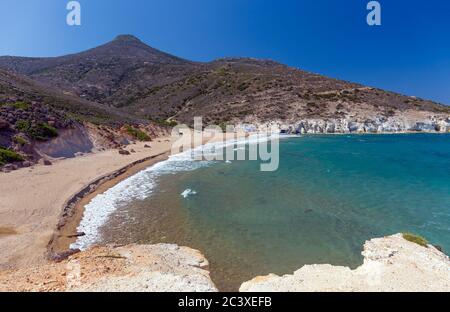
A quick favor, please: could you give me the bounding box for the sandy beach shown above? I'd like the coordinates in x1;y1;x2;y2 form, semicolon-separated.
0;131;249;270
0;138;174;270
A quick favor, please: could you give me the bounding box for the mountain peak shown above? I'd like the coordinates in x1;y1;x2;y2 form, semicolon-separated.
114;34;142;43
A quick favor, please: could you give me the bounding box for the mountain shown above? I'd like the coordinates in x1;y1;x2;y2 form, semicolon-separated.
0;35;197;113
1;34;448;129
0;35;188;74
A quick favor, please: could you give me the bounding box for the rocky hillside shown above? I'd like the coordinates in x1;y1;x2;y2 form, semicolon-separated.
0;68;163;170
0;35;448;127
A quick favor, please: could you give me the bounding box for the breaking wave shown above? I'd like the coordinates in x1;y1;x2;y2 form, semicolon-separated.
71;134;291;250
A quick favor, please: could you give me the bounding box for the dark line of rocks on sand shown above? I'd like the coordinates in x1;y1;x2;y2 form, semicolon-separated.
45;132;249;263
46;151;170;261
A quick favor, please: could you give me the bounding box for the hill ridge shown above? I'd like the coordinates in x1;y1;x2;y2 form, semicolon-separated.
0;34;448;126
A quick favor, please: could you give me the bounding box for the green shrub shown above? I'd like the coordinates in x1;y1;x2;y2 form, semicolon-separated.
11;101;30;110
126;126;151;141
13;136;28;146
28;123;58;141
0;147;23;166
40;123;58;137
15;120;58;141
402;233;428;247
15;120;31;132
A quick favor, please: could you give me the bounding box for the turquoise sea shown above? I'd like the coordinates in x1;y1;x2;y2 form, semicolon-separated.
96;134;450;290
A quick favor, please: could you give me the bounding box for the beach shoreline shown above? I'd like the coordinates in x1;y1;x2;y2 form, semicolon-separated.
57;131;252;253
0;130;253;271
48;151;171;256
1;131;448;270
0;137;176;270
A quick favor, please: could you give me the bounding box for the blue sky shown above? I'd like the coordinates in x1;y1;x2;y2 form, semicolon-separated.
1;0;449;104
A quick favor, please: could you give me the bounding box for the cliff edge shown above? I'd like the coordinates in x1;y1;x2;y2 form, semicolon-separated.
1;234;448;292
240;234;450;292
0;244;217;292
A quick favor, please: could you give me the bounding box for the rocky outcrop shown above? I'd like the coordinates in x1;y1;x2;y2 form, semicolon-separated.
0;244;217;292
239;116;450;134
35;126;94;158
118;148;131;155
239;234;450;292
1;235;448;292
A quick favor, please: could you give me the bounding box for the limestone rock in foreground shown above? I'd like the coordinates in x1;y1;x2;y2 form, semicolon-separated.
240;234;450;292
0;244;217;292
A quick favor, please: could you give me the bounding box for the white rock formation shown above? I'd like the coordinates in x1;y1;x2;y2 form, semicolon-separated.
0;244;218;292
1;236;449;292
240;234;450;292
236;115;450;134
72;244;217;292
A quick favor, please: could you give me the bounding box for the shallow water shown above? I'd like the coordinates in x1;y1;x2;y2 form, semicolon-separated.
94;134;450;291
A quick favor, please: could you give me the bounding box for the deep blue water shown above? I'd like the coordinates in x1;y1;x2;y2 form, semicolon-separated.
101;134;450;290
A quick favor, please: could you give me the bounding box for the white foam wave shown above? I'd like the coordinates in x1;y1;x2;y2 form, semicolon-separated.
71;133;297;250
181;189;197;198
